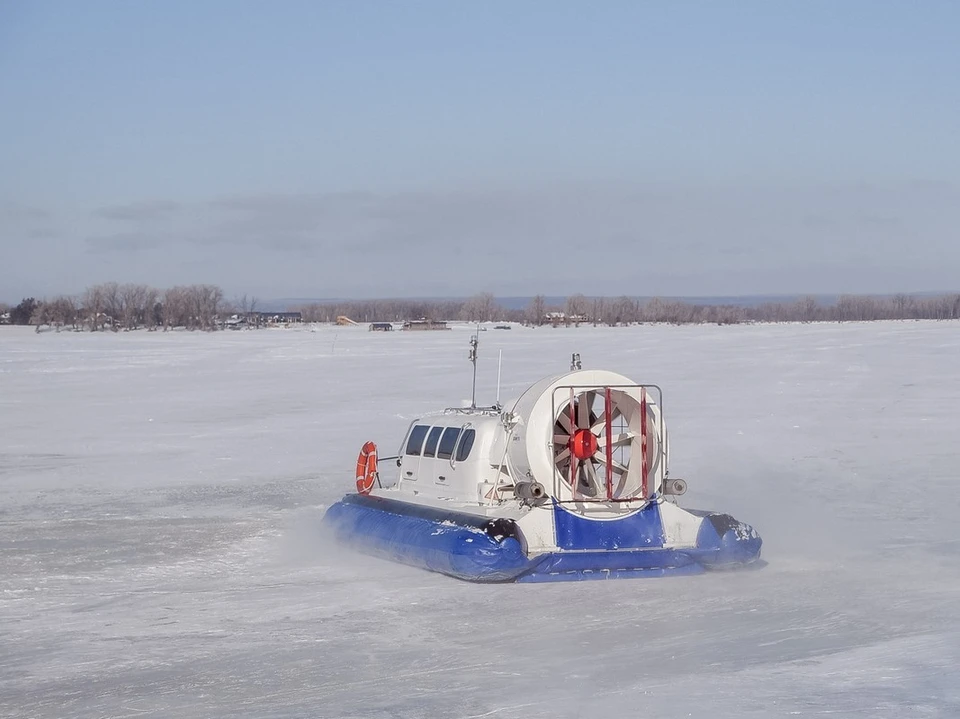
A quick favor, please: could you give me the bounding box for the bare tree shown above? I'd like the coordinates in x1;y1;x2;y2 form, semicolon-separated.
46;295;78;330
609;296;635;325
81;284;107;331
640;297;663;323
525;295;546;326
118;283;150;330
566;294;588;325
162;286;189;330
234;294;261;327
460;292;497;322
590;297;606;326
190;284;223;330
789;296;816;322
100;282;121;330
142;286;159;329
949;294;960;320
30;301;50;329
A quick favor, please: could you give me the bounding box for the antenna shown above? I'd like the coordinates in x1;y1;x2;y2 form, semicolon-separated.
496;349;503;406
469;327;479;409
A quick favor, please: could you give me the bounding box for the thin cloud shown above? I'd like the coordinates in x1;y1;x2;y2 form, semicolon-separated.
85;232;166;253
94;200;181;221
5;181;959;300
0;201;51;223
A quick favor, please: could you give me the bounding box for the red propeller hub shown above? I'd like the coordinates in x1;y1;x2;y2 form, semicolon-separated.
570;428;598;460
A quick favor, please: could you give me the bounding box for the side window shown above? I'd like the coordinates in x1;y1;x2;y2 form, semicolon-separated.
454;429;476;462
405;425;429;456
422;427;444;458
436;427;462;460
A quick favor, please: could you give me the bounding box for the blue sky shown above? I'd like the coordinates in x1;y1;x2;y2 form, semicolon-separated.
1;1;958;301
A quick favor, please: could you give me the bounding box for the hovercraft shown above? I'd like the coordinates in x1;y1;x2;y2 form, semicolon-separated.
322;342;762;582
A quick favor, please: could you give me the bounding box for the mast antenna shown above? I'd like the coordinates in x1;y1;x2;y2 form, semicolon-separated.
496;349;503;407
469;326;479;409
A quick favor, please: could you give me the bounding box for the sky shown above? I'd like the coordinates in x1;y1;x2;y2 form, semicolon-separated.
1;1;959;303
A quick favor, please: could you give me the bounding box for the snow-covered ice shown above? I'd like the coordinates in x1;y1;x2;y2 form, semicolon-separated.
2;321;959;718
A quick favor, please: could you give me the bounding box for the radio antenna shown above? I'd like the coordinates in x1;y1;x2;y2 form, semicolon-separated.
496;349;503;406
469;327;479;409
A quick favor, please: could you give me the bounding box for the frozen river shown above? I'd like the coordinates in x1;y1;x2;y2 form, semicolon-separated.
2;321;959;718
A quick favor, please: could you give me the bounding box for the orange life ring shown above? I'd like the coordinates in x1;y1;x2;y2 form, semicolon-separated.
355;441;378;495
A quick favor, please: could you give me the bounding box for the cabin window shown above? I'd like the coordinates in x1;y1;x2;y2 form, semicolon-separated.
422;426;444;457
454;429;476;461
405;425;429;456
436;427;462;460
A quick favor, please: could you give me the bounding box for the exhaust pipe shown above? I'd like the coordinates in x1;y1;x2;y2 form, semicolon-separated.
514;481;547;502
663;478;687;496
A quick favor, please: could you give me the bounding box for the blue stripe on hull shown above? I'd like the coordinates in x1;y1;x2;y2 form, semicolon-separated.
518;562;705;582
321;495;535;582
533;547;697;573
321;494;762;583
553;502;665;550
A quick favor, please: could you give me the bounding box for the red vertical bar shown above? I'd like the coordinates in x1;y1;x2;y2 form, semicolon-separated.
604;387;613;499
640;387;648;499
569;388;577;499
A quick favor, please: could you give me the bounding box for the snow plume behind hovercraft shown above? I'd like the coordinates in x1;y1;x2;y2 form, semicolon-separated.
322;334;762;582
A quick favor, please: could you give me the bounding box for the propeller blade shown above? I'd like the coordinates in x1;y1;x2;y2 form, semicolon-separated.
594;454;629;475
577;397;592;429
613;472;629;499
580;460;600;497
596;431;637;448
584;390;597;416
592;408;623;433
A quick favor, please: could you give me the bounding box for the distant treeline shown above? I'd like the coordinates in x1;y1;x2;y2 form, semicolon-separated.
3;286;960;331
298;291;960;325
1;283;237;331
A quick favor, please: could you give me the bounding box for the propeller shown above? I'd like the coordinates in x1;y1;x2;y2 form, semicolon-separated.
553;387;648;500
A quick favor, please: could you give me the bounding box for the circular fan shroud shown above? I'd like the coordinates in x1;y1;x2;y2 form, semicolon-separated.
503;370;665;510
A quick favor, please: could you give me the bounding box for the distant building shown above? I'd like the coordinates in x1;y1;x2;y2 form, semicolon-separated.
544;311;587;327
369;322;394;331
255;311;302;325
401;319;450;331
224;313;245;329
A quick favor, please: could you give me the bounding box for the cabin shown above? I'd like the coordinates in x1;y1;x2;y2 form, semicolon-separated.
401;319;450;331
392;412;503;502
369;322;394;331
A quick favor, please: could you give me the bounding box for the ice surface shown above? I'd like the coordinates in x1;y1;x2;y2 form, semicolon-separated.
2;322;959;718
